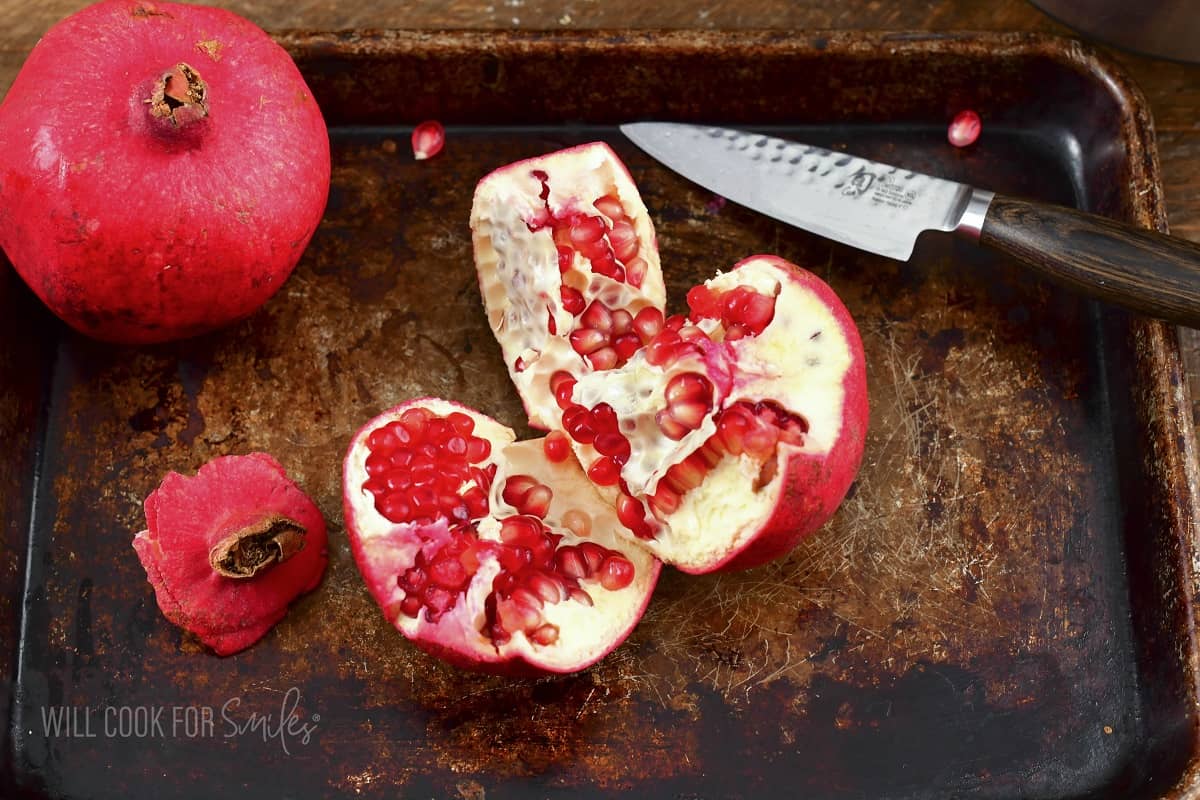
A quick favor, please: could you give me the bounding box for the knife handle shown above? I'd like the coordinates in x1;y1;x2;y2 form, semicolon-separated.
977;194;1200;328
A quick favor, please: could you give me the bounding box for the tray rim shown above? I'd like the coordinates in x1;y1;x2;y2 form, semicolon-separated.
3;27;1199;800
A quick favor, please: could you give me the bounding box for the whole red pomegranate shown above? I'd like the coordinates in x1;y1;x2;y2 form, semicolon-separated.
0;0;331;343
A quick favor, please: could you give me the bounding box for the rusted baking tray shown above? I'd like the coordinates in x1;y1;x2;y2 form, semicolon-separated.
2;29;1198;799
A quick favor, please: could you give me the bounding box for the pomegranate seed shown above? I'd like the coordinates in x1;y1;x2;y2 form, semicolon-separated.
569;587;594;606
616;493;653;539
546;309;557;336
557;245;575;274
599;556;636;590
665;315;687;332
591;403;619;432
687;284;720;321
530;624;559;645
570;328;607;355
948;109;981;148
411;120;445;160
464;436;491;463
561;509;592;538
378;494;411;522
428;557;469;589
609;219;639;261
399;596;422;617
743;424;779;458
502;475;539;507
725;324;747;341
581;300;614;333
560;286;586;315
400;407;431;438
563;407;597;445
655;409;691;441
593;194;625;220
587;456;621;486
595;432;632;463
648;485;681;518
543;431;570;462
570;216;607;245
520;485;553;518
624;256;646;288
555;546;589;578
500;515;544;546
579;542;608;574
462;487;489;517
613;333;642;360
497;594;542;633
528;573;566;603
446;412;474;435
633;307;664;342
365;452;391;476
588;346;618;370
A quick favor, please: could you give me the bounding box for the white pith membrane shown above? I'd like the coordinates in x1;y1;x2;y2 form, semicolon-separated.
569;258;853;570
470;143;667;430
344;398;657;672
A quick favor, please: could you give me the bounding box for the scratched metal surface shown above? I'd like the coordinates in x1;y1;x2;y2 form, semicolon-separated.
2;31;1198;800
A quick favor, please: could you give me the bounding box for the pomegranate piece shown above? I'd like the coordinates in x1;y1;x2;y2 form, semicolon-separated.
0;0;331;344
132;454;328;656
343;398;660;675
412;120;446;160
948;110;982;148
471;143;667;430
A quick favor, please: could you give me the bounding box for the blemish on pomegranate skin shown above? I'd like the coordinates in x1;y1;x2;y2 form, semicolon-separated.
195;39;224;61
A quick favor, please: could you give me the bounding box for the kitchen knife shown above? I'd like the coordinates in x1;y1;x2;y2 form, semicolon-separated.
621;122;1200;328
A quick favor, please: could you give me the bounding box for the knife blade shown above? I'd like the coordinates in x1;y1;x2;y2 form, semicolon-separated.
621;121;1200;328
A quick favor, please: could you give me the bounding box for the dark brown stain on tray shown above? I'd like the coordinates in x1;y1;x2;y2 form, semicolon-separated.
2;30;1197;800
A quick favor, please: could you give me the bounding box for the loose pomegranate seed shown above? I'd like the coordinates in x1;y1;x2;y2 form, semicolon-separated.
948;110;981;148
599;556;636;590
543;431;570;462
587;456;621;486
411;120;445;160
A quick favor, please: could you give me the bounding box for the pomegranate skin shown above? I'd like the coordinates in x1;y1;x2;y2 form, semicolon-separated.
682;257;869;574
0;0;331;343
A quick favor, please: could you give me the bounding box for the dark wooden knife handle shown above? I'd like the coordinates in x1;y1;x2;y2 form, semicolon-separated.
978;194;1200;327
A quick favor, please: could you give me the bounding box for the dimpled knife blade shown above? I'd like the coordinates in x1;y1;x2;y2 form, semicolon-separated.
620;122;993;261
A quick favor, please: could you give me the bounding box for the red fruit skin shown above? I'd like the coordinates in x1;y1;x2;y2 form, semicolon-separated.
343;397;660;677
689;256;869;574
133;453;329;655
0;0;331;343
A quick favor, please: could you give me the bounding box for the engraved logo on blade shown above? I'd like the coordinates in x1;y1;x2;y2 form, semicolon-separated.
843;166;918;210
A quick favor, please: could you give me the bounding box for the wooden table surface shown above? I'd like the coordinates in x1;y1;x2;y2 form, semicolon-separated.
2;0;1199;417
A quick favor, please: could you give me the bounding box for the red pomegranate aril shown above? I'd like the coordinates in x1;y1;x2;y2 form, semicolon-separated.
412;120;445;160
543;431;570;462
570;328;607;355
595;432;632;464
499;516;544;547
624;256;647;288
743;425;779;458
463;487;489;517
948;110;982;148
367;427;399;452
588;347;618;370
725;324;747;341
528;573;566;603
557;245;575;274
687;284;719;320
581;301;614;333
593;194;625;220
502;475;539;507
609;220;639;261
599;556;636;590
591;403;620;432
378;495;411;523
579;542;608;574
613;333;642;360
521;485;553;518
560;286;586;315
555;546;589;579
445;436;468;457
400;407;431;435
655;409;691;441
616;493;653;539
399;596;423;617
588;457;621;486
446;412;475;435
530;624;559;646
610;308;633;335
669;401;709;431
562;509;592;538
648;485;681;518
633;307;664;342
429;557;469;589
365;452;391;476
497;595;542;633
570;216;607;245
665;373;712;405
562;405;597;445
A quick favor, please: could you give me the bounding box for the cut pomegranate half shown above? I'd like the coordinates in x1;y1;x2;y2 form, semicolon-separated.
342;398;660;675
471;143;667;431
560;256;869;573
